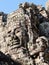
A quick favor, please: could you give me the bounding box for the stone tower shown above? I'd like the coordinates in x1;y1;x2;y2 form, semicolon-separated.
46;0;49;12
0;12;7;53
0;12;7;26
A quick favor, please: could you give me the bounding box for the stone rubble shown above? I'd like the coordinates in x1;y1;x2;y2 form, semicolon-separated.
0;1;49;65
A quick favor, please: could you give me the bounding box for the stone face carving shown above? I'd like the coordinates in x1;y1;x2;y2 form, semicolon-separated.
36;36;48;61
0;2;49;65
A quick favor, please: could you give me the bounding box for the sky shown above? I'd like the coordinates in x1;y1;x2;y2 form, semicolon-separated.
0;0;47;14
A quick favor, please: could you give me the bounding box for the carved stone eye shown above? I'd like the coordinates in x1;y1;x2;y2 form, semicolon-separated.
36;41;40;43
41;38;47;45
36;41;41;46
7;44;10;46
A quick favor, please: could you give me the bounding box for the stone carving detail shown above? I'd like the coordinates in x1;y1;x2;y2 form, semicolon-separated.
0;2;49;65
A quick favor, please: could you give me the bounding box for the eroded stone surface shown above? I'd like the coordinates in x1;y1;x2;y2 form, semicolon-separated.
0;2;49;65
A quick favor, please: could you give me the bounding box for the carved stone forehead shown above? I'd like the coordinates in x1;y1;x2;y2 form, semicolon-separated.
39;36;48;42
36;36;48;42
36;36;48;46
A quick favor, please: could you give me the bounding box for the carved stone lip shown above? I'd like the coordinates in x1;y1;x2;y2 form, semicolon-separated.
41;45;47;48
